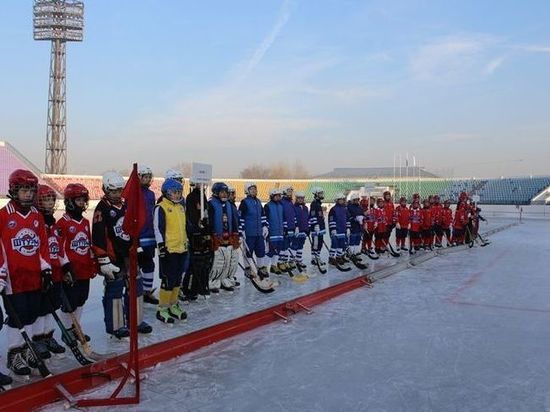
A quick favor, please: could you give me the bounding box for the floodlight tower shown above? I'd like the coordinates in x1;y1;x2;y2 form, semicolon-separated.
33;0;84;174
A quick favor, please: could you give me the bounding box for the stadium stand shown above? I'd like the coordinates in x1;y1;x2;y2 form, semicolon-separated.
1;141;549;205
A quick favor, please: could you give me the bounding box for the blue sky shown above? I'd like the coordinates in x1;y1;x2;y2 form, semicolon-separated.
1;0;549;177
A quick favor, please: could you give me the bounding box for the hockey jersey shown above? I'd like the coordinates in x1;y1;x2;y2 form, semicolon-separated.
58;213;97;280
92;198;131;266
0;201;51;294
394;205;410;228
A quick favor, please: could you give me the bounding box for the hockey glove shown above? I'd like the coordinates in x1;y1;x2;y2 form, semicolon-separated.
41;268;53;292
97;257;120;281
330;229;337;237
262;226;269;239
158;243;167;259
61;263;75;286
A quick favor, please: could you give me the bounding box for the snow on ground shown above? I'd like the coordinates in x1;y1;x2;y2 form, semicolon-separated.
36;217;550;411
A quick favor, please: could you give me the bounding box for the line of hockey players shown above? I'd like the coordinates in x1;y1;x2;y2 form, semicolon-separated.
0;167;485;386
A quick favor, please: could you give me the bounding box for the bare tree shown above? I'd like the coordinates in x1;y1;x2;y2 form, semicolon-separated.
240;160;310;179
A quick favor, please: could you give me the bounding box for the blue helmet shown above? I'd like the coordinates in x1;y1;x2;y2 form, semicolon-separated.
211;182;229;197
162;179;183;194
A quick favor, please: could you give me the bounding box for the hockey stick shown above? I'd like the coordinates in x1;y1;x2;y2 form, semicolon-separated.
2;292;52;378
322;238;352;271
59;287;115;360
361;229;379;260
237;261;275;293
44;293;93;365
380;236;401;258
285;248;309;282
240;241;278;290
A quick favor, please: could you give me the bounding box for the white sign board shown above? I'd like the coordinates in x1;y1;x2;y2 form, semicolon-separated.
472;195;480;202
191;162;212;184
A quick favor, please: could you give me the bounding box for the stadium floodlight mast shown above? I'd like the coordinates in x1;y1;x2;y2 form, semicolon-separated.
33;0;84;174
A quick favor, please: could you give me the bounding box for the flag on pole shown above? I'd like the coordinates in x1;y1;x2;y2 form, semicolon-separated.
122;164;146;238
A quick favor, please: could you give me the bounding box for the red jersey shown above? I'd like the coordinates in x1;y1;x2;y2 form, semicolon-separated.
453;205;467;229
441;207;453;229
44;218;68;283
394;205;410;228
374;207;387;233
409;208;423;232
58;213;97;280
384;202;395;226
0;202;51;294
362;207;377;232
421;207;433;230
431;204;443;225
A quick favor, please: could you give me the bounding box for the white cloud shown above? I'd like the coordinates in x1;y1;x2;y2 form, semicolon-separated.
484;56;505;74
410;34;497;80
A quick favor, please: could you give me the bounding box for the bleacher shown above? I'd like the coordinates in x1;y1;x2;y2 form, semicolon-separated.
2;140;549;205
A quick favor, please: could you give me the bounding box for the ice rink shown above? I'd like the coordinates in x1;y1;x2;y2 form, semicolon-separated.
33;216;550;411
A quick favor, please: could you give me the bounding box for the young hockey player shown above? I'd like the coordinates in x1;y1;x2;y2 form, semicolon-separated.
408;199;423;253
309;187;327;270
154;179;188;323
441;200;453;246
291;191;309;271
207;182;240;293
280;185;298;272
137;166;158;305
239;183;269;280
33;184;68;359
264;189;285;275
181;179;211;299
420;199;433;250
431;195;444;247
346;193;367;269
383;191;395;248
394;196;410;251
452;199;468;245
92;171;152;339
226;186;240;287
0;170;50;381
361;197;377;257
328;193;351;270
373;197;388;254
57;183;97;344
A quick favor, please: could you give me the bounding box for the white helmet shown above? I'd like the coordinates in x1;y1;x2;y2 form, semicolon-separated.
165;169;184;180
312;186;324;196
102;171;125;191
244;182;257;194
334;192;346;201
138;165;153;176
281;185;293;196
270;188;283;197
295;191;305;198
227;185;236;193
349;193;360;201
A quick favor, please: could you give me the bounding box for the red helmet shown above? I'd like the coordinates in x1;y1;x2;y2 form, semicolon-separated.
412;193;420;200
383;191;391;198
64;183;89;213
37;184;57;213
9;169;38;192
64;183;89;201
399;196;407;203
8;169;38;206
459;191;468;201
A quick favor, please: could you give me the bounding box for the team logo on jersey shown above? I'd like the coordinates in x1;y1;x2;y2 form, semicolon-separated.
70;231;90;256
11;228;40;256
7;220;16;229
69;226;77;233
110;210;117;218
48;236;60;259
114;217;130;241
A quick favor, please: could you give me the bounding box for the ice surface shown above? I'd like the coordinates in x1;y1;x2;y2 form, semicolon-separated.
35;217;550;411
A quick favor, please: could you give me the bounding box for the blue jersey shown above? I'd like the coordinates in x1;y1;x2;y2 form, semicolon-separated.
294;203;309;234
309;199;326;233
264;200;284;240
328;203;350;234
347;202;364;234
281;196;297;231
209;197;238;236
139;186;156;247
238;196;266;237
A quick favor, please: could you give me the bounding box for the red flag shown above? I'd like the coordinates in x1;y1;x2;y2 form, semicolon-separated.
122;163;146;239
